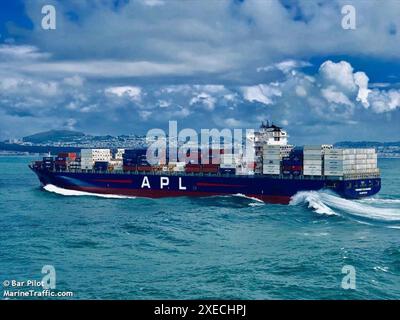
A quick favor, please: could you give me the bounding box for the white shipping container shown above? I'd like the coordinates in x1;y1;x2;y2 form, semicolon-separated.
326;149;356;155
263;171;280;175
303;150;322;156
263;150;281;155
304;145;323;150
324;154;344;160
304;160;322;165
304;154;322;160
263;165;280;169
263;166;280;173
263;159;280;165
264;145;281;149
303;170;322;176
263;154;281;160
324;170;344;176
304;164;321;169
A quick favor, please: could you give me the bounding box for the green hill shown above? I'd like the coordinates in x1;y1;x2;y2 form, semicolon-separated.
23;130;85;143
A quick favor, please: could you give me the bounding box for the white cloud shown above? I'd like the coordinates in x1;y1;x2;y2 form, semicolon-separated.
189;92;216;110
369;89;400;113
105;86;142;101
258;60;312;74
321;86;354;107
354;72;371;108
318;60;372;109
242;84;282;105
63;75;85;87
295;85;307;97
224;118;243;127
0;44;50;60
319;60;357;91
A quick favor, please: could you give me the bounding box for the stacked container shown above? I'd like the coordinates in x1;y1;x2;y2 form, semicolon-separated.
282;148;303;176
54;152;77;171
93;161;109;171
81;149;111;170
279;145;294;158
122;149;147;171
69;158;81;171
324;148;378;176
109;159;123;171
303;146;324;176
114;149;125;160
262;145;281;175
42;156;54;170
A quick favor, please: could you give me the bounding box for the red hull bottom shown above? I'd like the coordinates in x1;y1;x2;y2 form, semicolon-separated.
51;185;291;204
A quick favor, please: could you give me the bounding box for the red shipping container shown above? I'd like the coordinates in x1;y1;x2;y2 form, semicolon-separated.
123;165;137;172
202;168;218;173
137;166;152;172
185;167;201;173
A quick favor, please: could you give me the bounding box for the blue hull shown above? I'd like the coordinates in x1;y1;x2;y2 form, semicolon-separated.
30;167;381;204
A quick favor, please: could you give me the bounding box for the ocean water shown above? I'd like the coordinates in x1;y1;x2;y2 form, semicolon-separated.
1;156;400;299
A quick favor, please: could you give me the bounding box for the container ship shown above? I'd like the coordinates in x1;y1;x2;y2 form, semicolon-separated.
29;123;381;204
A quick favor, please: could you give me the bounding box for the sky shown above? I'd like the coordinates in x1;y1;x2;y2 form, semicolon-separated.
0;0;399;144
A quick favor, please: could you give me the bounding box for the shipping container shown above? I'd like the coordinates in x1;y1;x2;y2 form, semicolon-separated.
303;170;322;176
304;160;322;166
94;161;109;171
137;166;153;172
263;159;280;165
123;165;137;172
263;154;281;161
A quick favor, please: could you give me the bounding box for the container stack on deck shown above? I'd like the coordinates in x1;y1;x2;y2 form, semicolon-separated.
303;146;323;176
68;157;81;171
282;148;303;176
54;152;77;171
35;142;379;180
81;149;111;170
262;145;282;175
122;149;147;172
42;156;54;170
324;148;378;176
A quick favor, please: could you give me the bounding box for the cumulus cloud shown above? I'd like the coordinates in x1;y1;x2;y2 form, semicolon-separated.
105;86;142;102
242;84;282;105
189;92;216;110
369;89;400;113
318;60;373;110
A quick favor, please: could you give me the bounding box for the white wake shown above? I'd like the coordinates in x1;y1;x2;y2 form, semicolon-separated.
43;184;136;199
290;190;400;222
232;193;265;204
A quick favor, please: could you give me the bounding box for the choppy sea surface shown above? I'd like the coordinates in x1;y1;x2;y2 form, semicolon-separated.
1;156;400;299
